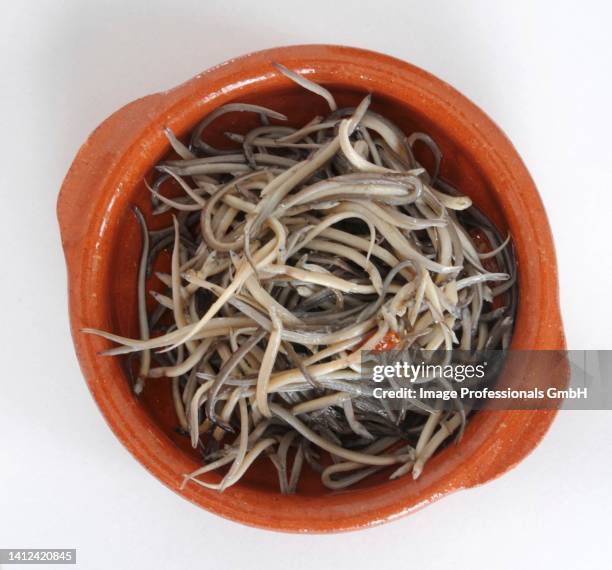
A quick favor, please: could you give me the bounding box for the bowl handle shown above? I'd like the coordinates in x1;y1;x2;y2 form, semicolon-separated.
56;92;167;273
466;334;568;488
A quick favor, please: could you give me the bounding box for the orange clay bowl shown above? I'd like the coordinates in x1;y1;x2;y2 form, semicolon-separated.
57;45;566;532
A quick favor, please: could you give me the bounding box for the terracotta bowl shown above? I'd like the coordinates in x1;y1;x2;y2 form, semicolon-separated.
57;45;566;532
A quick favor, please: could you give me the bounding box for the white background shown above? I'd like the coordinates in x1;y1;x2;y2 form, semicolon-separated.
2;1;611;568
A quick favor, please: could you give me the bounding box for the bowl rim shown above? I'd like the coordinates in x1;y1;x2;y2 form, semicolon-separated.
57;44;566;533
